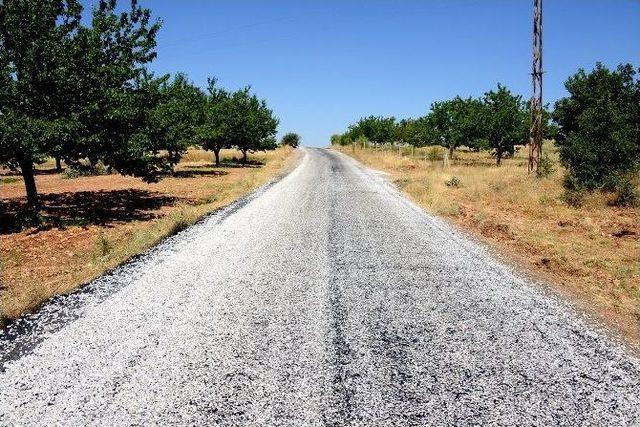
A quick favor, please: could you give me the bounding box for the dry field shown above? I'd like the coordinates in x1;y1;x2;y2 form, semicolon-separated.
335;143;640;346
0;147;296;323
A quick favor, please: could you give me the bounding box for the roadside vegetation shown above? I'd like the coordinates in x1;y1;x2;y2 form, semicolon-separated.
0;0;298;323
0;0;282;217
333;64;640;344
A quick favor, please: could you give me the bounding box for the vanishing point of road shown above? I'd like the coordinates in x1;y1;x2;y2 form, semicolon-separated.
1;148;639;426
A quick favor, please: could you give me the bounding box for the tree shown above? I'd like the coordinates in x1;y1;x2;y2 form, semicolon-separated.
63;0;166;179
553;63;640;189
349;116;396;145
0;0;82;210
330;134;342;146
148;73;205;167
428;97;486;157
395;117;435;147
222;87;279;164
0;0;166;212
195;79;232;166
281;132;301;148
482;84;527;165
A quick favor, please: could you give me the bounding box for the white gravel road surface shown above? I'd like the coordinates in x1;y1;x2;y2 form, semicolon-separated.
1;148;639;426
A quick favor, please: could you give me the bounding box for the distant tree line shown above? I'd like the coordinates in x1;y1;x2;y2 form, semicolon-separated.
332;83;556;166
0;0;281;214
332;65;639;204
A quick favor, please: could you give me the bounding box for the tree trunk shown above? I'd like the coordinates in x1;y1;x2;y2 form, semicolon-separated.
55;156;62;172
213;148;221;166
496;150;503;166
242;150;248;165
20;159;40;211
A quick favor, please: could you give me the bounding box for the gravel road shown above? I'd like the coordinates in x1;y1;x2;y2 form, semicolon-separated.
1;148;639;426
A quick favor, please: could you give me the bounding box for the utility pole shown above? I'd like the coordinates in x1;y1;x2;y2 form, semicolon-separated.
528;0;543;174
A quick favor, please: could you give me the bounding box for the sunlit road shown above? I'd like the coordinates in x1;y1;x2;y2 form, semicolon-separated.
1;148;639;426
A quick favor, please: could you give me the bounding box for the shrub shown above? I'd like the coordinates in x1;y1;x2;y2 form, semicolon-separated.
97;235;112;257
445;176;462;188
610;178;639;207
538;194;554;206
536;154;555;178
561;188;586;208
427;146;443;161
63;161;109;179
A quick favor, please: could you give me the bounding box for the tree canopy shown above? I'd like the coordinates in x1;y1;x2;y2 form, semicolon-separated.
553;63;640;189
0;0;281;213
0;0;165;211
428;97;486;155
148;73;205;166
281;132;301;148
481;84;528;165
197;85;278;165
349;116;397;145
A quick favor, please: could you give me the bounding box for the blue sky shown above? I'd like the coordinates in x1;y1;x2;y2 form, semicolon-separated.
86;1;639;147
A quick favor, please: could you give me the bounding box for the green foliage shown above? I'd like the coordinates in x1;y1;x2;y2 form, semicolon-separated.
63;161;109;179
281;132;301;148
536;153;555;178
561;188;586;208
0;0;166;211
349;116;396;144
471;138;492;152
426;146;444;161
64;0;165;181
330;133;355;146
0;0;83;208
195;80;278;165
97;235;112;257
207;86;278;164
553;63;640;189
428;97;486;154
148;73;205;166
395;117;434;147
195;79;232;166
482;84;528;165
603;175;640;207
611;179;639;207
257;136;278;151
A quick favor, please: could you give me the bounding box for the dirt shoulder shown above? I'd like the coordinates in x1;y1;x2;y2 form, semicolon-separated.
334;144;639;348
1;147;297;323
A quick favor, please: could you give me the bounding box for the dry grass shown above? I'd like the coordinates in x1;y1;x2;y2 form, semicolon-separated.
335;143;640;345
0;147;296;322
